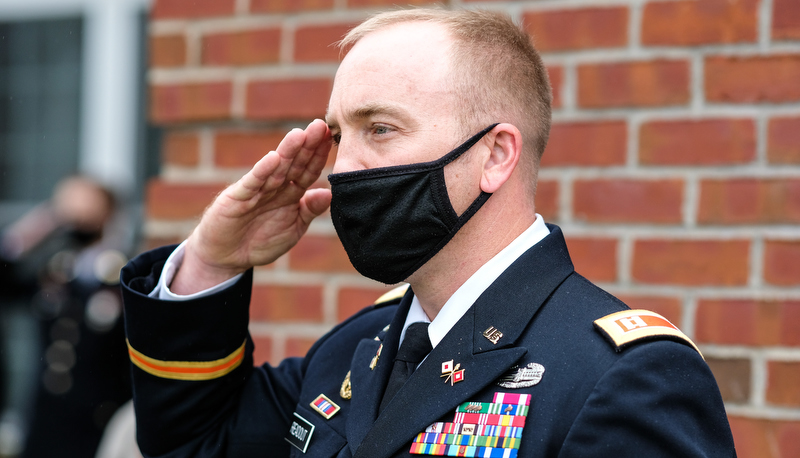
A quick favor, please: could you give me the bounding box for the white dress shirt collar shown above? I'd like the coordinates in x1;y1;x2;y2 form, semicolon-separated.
400;215;550;347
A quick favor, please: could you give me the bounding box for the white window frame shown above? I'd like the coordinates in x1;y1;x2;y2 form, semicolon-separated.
0;0;151;196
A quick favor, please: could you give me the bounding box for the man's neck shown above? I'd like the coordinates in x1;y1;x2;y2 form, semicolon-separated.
407;209;536;320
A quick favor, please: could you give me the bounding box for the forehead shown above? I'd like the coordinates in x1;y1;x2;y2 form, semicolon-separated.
327;22;455;126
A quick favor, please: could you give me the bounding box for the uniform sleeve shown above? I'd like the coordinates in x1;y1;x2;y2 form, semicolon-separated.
558;340;736;458
121;246;303;457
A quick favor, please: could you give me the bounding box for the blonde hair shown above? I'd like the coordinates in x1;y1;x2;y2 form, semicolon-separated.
340;8;552;193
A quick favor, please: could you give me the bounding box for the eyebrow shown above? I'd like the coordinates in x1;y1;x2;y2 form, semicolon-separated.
326;102;411;130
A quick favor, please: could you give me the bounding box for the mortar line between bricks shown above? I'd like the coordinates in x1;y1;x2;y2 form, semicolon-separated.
272;333;286;363
602;282;800;297
249;322;336;336
678;295;693;338
537;42;800;64
558;170;574;224
153;12;370;32
683;174;699;228
149;21;189;35
626;112;641;168
159;168;241;183
628;0;642;52
539;166;800;179
231;74;246;119
184;26;202;67
144;220;197;239
149;64;340;83
755;114;769;166
235;0;249;15
617;233;633;286
690;54;703;114
198;128;215;169
561;58;577;113
752;352;768;407
254;271;367;285
759;0;774;51
505;0;647;12
504;4;527;27
751;237;765;289
322;281;339;325
280;17;296;65
553;224;800;239
274;253;291;273
549;106;800;124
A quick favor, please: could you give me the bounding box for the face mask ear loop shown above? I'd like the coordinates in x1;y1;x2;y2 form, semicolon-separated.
328;123;500;183
436;123;500;168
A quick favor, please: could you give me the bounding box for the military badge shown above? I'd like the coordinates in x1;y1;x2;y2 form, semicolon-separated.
441;359;465;386
310;394;340;419
482;326;503;345
370;343;383;370
340;371;352;400
496;362;545;389
410;392;531;456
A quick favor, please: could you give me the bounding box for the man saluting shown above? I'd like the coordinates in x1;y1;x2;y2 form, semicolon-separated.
122;8;736;457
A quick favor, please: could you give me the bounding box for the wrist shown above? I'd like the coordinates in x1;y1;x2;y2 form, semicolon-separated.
170;243;245;295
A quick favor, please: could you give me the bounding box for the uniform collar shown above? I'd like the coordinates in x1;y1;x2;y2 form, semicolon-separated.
400;214;550;348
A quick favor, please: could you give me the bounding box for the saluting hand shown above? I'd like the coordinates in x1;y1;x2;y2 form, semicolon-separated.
171;119;333;295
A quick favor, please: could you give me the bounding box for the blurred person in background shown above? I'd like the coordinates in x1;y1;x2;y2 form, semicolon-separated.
0;175;132;458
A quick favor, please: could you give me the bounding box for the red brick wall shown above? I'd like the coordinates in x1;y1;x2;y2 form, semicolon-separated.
146;1;800;455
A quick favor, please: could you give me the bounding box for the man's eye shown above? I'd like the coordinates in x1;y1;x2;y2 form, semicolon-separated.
331;132;341;145
372;125;391;135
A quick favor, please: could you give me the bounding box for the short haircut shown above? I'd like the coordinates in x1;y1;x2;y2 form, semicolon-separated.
339;8;552;194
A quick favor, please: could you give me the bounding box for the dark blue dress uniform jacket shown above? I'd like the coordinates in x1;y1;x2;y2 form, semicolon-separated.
121;225;736;457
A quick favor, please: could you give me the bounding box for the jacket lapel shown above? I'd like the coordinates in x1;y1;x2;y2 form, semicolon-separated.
346;292;412;454
473;225;574;354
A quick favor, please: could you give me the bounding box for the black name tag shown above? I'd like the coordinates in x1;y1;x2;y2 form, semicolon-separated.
285;412;315;453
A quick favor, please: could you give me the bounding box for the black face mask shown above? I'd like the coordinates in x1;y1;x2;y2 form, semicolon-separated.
328;124;498;284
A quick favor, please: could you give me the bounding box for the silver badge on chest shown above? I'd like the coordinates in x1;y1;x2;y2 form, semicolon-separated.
496;362;545;389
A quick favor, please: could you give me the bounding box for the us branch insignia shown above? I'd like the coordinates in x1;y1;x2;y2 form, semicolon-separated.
496;363;545;389
482;326;503;345
441;359;465;386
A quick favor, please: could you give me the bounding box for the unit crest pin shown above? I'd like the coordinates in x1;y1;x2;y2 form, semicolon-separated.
370;344;383;370
340;371;352;400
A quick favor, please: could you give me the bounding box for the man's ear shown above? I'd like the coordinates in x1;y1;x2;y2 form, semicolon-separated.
480;123;523;194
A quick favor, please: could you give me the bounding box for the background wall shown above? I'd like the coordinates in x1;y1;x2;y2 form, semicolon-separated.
144;0;800;456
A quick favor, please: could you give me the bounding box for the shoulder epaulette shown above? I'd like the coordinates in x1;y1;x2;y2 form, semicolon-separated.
594;309;702;359
373;284;410;305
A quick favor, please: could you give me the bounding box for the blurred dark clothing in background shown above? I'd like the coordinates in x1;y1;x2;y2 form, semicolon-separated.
0;176;131;458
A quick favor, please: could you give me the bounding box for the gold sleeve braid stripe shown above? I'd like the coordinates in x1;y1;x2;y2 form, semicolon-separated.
127;339;246;381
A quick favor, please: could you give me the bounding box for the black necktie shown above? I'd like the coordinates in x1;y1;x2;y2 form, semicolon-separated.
379;322;432;413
